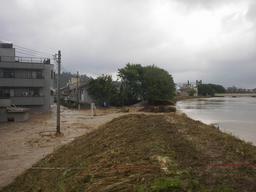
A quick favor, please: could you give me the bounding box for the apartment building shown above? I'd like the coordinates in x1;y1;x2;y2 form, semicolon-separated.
0;41;54;111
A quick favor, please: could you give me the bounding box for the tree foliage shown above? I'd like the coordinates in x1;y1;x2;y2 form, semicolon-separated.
87;64;176;106
118;64;143;105
142;65;176;103
87;75;118;106
118;64;176;105
198;84;226;96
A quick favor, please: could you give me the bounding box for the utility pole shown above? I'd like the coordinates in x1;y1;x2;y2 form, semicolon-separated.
77;71;80;110
56;50;61;135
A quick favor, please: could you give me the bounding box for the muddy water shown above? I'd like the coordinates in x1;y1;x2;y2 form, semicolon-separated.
0;106;124;189
177;97;256;145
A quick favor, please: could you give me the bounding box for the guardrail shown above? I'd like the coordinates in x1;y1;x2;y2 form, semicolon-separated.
0;56;51;64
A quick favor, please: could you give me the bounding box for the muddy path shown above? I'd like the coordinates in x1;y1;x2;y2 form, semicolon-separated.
0;106;125;189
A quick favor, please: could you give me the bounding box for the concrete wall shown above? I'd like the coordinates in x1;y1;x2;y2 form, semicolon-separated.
80;88;93;103
0;78;45;87
11;97;45;105
0;43;54;111
0;99;11;107
0;61;45;69
0;48;15;62
0;62;54;111
42;64;54;111
0;108;8;122
0;109;30;122
7;112;30;122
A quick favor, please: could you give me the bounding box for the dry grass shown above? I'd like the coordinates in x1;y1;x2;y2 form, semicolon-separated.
2;113;256;192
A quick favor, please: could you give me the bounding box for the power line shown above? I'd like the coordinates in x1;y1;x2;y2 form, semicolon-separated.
14;44;52;54
15;50;42;57
15;48;43;55
15;46;42;53
13;44;53;57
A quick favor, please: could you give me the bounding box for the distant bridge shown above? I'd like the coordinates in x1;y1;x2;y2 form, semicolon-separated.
215;93;256;97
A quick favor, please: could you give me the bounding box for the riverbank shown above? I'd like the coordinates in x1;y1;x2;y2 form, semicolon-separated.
2;112;256;192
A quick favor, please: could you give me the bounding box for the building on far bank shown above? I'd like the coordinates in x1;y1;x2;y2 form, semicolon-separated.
0;41;54;112
177;80;201;97
61;77;93;105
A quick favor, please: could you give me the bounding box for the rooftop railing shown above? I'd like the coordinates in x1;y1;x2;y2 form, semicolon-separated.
0;56;51;64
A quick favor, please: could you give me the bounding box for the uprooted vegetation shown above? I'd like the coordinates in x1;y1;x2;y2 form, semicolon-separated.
2;114;256;192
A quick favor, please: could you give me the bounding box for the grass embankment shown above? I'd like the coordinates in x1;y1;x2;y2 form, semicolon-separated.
2;114;256;192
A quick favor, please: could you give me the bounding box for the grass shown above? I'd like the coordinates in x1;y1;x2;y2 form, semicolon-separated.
2;113;256;192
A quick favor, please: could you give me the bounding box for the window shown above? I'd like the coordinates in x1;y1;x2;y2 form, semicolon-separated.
14;88;41;97
3;70;15;78
36;71;43;79
32;71;37;79
51;70;54;79
0;88;10;98
25;71;32;79
14;88;27;97
3;70;44;79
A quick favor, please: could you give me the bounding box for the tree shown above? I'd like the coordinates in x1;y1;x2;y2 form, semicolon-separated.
209;84;226;93
198;84;226;96
118;64;176;105
87;75;118;106
188;88;196;96
118;63;144;105
198;84;215;96
142;65;176;103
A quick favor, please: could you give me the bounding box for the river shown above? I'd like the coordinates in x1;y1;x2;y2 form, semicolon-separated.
177;97;256;145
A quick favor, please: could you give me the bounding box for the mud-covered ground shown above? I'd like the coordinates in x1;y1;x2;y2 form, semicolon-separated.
0;106;125;189
2;113;256;192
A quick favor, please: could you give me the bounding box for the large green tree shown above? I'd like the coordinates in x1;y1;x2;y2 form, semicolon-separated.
87;75;118;106
198;84;226;96
142;65;176;103
118;64;144;105
118;64;176;105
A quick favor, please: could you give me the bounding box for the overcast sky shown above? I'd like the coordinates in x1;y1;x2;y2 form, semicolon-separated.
0;0;255;88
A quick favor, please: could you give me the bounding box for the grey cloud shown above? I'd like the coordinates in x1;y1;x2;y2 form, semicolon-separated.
0;0;256;88
176;0;248;9
247;2;256;30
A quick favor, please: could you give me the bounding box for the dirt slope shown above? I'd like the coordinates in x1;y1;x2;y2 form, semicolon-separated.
2;114;256;192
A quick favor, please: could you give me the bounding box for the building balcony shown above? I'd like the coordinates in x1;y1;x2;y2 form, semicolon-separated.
0;78;45;87
0;56;51;64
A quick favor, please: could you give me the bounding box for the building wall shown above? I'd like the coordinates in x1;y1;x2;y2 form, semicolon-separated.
0;98;11;107
80;88;93;103
0;47;15;62
0;108;8;122
0;58;54;111
7;112;30;122
42;63;54;111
